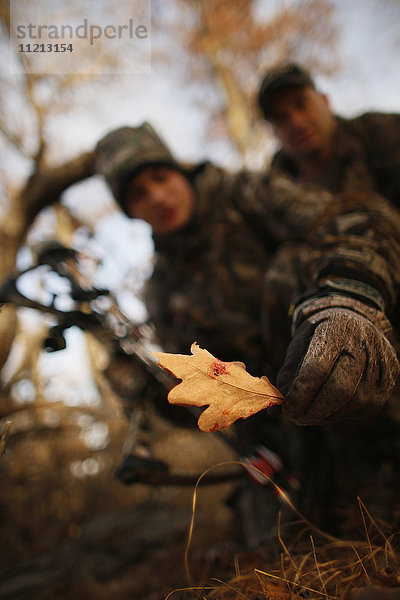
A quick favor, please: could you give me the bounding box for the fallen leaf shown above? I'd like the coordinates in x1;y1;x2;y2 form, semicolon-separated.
152;343;283;432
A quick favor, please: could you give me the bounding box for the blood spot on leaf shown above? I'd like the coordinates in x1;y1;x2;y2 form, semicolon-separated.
209;358;229;378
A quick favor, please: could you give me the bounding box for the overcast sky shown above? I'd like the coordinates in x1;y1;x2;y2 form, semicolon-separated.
318;0;400;115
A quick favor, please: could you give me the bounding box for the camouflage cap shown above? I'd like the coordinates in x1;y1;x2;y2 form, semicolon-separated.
95;122;179;210
258;63;315;119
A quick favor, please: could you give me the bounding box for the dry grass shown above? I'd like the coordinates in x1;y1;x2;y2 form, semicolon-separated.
165;519;400;600
164;463;400;600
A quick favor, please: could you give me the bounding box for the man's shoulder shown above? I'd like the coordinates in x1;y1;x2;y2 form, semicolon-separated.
190;160;234;198
340;111;400;134
340;112;400;167
194;161;270;207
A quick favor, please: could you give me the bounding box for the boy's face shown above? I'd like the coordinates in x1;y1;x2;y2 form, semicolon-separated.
267;86;337;159
124;166;196;234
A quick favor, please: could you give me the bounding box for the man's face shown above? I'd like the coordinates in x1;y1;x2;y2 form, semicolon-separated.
124;166;196;235
267;86;336;159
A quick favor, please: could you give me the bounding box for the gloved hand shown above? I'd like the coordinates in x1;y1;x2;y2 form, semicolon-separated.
277;294;399;425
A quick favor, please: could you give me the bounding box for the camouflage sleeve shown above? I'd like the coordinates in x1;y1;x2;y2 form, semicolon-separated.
230;170;400;315
301;190;400;314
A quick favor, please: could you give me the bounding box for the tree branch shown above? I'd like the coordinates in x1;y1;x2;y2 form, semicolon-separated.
21;150;96;224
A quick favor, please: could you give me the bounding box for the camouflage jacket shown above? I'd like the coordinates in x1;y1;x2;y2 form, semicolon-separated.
271;113;400;208
106;160;400;448
145;162;400;379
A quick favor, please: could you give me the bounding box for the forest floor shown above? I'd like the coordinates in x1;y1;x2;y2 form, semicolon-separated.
2;414;400;600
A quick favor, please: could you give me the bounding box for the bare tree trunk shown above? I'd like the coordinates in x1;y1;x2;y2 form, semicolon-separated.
196;0;253;160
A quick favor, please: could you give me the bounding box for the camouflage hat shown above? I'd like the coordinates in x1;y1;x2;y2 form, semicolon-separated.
258;63;315;119
95;122;179;210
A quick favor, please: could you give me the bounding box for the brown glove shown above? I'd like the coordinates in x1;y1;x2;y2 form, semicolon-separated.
277;294;399;426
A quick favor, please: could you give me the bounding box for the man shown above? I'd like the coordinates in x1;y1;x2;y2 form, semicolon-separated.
258;62;400;205
95;123;400;545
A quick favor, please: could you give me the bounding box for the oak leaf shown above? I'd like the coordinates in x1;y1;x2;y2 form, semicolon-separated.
152;342;283;432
